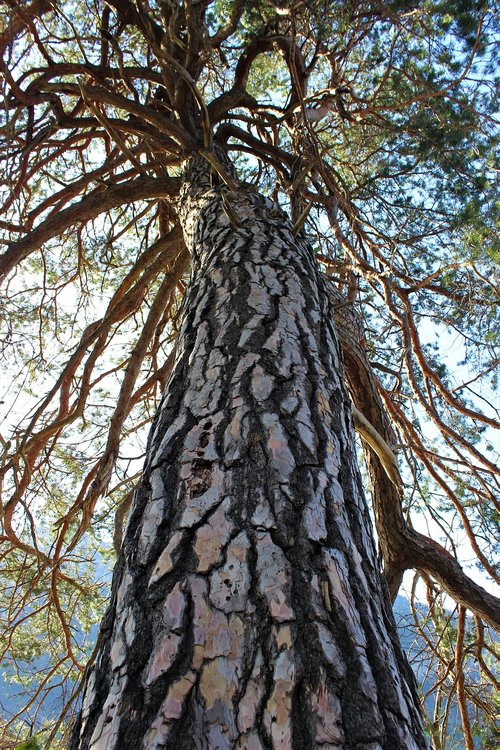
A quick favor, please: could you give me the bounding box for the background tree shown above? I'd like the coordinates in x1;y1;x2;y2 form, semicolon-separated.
0;0;498;747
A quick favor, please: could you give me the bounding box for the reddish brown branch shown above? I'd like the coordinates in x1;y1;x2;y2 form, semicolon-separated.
0;176;181;281
331;286;500;628
57;251;186;556
0;0;52;57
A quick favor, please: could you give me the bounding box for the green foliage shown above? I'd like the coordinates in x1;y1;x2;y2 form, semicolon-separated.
15;736;43;750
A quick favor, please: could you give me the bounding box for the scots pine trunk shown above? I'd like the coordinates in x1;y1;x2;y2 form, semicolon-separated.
71;159;428;750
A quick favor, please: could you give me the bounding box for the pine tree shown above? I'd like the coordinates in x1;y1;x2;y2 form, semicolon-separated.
0;1;498;747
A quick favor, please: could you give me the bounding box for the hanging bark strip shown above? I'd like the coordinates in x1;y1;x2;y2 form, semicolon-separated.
71;157;428;750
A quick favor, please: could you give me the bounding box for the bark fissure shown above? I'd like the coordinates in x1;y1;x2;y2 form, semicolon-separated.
71;158;428;749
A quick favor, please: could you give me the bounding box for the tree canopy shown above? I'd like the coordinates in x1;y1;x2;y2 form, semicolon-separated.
0;0;498;747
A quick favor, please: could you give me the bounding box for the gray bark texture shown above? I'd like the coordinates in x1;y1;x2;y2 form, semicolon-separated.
71;157;428;750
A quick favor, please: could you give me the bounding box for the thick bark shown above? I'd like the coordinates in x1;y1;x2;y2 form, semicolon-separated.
71;158;428;750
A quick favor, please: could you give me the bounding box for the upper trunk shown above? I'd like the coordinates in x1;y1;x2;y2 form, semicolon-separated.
71;157;428;750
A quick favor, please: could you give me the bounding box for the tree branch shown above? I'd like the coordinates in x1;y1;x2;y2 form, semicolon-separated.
0;176;181;281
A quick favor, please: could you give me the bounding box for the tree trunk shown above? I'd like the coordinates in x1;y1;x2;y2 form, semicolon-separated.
71;158;428;750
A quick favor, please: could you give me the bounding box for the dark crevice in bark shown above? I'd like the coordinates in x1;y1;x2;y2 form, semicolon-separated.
291;679;315;749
